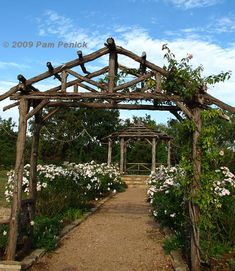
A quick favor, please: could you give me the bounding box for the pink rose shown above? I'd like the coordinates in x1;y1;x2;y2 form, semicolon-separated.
187;53;193;59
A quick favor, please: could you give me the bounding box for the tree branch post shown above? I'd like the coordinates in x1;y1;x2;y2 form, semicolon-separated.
28;113;42;226
6;98;28;260
190;106;202;271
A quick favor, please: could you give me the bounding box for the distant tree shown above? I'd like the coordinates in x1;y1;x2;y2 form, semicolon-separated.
0;118;17;166
166;112;235;171
36;108;120;163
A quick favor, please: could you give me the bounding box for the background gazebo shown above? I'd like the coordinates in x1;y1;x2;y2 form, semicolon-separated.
104;123;172;174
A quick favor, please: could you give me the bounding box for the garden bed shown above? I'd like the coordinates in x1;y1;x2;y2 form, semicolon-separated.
147;165;235;271
0;161;127;261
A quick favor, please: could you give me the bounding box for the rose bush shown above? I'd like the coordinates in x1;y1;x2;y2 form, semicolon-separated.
147;165;235;260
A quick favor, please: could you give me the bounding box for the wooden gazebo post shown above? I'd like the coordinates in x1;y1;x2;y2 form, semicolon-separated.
123;140;127;173
120;137;124;174
151;137;156;173
107;138;112;166
6;98;28;260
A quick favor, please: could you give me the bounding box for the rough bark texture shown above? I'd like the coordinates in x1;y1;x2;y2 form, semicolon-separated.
29;113;42;219
107;139;112;166
190;106;202;271
151;138;156;173
120;138;125;174
6;98;28;260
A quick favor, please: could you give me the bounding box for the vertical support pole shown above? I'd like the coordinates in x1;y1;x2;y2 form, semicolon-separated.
120;137;124;174
6;98;28;260
107;38;117;93
167;140;171;168
190;107;202;271
155;72;161;92
107;138;112;166
29;113;42;221
151;138;156;173
123;140;127;173
74;84;78;93
61;70;68;92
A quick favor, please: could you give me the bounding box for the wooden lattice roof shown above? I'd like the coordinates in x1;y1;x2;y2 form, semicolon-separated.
104;123;172;140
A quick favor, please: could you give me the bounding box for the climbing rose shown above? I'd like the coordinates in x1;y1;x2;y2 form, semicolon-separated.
186;53;193;60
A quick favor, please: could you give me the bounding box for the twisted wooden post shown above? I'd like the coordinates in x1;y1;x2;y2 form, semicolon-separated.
6;98;28;260
190;106;202;271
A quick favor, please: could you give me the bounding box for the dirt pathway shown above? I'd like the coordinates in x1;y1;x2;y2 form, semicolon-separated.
30;187;173;271
0;207;10;223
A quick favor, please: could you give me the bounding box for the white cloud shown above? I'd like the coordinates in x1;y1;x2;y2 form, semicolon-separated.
166;0;222;9
116;33;235;105
214;16;235;33
2;10;234;125
37;10;106;52
34;11;235;107
0;61;28;69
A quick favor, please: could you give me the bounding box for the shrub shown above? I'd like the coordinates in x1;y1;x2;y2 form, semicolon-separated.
147;165;235;260
32;216;62;251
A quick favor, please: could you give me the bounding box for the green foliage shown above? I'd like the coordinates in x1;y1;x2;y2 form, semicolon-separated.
162;44;204;101
0;170;9;207
0;118;17;166
63;208;83;221
148;165;235;261
32;215;62;251
36;108;120;164
163;234;183;255
0;224;8;250
161;44;231;102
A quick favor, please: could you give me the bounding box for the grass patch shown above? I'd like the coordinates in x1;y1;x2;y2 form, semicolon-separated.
0;170;9;207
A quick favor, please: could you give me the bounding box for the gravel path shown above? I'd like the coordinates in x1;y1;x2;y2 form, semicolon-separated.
0;207;10;222
30;187;173;271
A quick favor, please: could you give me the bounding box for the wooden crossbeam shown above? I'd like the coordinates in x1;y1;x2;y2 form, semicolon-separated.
119;64;140;77
26;100;49;120
45;66;108;94
203;93;235;114
113;72;154;92
67;69;106;90
46;101;180;111
41;108;60;123
10;92;184;102
116;46;167;75
3;101;19;111
0;47;109;101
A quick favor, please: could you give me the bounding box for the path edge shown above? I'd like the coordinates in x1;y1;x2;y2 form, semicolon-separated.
161;226;190;271
20;193;115;270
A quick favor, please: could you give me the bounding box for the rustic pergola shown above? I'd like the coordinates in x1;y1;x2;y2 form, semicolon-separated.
1;37;235;271
104;123;172;173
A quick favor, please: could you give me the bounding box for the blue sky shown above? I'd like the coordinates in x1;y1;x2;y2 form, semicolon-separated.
0;0;235;124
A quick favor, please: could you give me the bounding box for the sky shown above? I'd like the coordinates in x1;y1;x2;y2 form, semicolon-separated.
0;0;235;125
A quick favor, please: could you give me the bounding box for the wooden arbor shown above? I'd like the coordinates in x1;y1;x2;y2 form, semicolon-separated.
1;37;235;271
104;123;172;174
